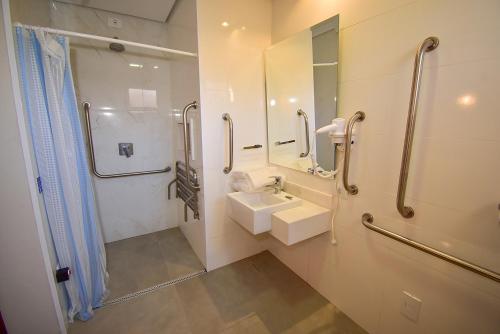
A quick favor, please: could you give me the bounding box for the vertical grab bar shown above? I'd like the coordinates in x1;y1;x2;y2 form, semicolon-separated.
222;113;233;174
343;111;365;195
297;109;310;157
397;36;439;218
182;101;200;190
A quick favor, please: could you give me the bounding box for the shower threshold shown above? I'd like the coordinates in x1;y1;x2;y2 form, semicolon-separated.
101;269;206;307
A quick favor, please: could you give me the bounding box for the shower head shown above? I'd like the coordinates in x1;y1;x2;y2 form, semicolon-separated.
109;38;125;52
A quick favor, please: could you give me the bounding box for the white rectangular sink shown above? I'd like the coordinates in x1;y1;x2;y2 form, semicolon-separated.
226;191;302;234
271;200;330;246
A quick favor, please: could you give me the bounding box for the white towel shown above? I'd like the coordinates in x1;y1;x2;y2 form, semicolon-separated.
247;167;279;189
230;167;285;192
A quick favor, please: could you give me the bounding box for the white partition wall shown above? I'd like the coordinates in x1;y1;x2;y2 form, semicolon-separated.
167;0;207;266
196;0;271;270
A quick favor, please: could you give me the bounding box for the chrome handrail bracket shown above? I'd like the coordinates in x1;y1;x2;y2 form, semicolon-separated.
397;37;439;218
297;109;310;157
343;111;365;195
222;113;233;174
83;102;171;178
169;161;200;221
361;213;500;283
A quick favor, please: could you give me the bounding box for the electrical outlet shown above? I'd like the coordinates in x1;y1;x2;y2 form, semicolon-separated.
401;291;422;322
108;17;122;28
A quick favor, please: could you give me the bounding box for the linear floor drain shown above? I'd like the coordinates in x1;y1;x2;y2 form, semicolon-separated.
101;269;207;307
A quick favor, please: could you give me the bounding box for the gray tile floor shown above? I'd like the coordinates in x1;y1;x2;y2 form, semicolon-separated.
70;251;367;334
105;227;205;300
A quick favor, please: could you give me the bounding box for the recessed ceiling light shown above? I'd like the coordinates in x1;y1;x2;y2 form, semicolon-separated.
129;63;143;68
100;106;114;110
221;21;229;27
457;94;476;107
153;65;159;69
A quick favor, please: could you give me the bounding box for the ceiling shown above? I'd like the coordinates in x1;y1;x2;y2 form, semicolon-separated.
56;0;177;22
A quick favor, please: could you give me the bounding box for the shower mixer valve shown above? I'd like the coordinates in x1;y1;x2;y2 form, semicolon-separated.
118;143;133;158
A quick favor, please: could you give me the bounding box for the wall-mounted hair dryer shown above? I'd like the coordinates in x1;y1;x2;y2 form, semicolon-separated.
316;118;347;143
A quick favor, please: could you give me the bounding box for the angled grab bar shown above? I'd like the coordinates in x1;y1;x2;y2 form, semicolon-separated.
343;111;365;195
297;109;310;157
222;113;233;174
397;37;439;218
182;101;200;190
361;213;500;283
83;102;171;178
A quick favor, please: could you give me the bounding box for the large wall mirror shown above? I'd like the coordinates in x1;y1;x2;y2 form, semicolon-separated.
265;15;339;175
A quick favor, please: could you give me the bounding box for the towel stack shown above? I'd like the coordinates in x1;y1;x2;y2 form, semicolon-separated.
230;167;285;192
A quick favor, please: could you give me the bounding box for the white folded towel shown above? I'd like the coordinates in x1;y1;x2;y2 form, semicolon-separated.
231;167;285;192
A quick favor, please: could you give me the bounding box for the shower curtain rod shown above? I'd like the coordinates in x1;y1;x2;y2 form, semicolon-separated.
13;23;198;58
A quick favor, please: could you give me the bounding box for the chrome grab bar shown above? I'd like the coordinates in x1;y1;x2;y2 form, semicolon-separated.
397;37;439;218
275;139;295;146
343;111;365;195
83;102;171;178
182;101;200;190
222;113;233;174
361;213;500;283
297;109;310;157
243;144;262;150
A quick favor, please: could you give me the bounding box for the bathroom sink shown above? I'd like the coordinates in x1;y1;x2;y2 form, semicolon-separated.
227;191;302;234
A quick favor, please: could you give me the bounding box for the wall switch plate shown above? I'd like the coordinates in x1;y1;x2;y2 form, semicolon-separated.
108;17;122;28
401;291;422;322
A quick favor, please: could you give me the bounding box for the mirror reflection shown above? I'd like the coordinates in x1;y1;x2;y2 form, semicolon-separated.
265;15;339;175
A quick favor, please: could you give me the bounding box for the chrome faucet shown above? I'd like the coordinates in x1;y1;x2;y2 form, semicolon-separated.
266;176;283;194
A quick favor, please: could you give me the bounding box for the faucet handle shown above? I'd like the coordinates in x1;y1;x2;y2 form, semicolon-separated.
268;175;282;184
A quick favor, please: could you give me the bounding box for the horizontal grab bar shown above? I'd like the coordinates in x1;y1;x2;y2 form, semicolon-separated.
361;213;500;283
83;102;171;178
275;140;295;146
243;144;262;150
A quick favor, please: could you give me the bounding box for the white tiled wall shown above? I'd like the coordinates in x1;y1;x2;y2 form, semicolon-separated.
196;0;271;270
47;2;180;242
268;0;500;333
13;0;208;263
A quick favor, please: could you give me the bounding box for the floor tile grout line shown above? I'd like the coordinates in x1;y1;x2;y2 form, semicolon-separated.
100;269;207;308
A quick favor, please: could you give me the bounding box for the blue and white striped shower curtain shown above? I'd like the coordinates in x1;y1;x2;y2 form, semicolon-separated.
15;27;108;321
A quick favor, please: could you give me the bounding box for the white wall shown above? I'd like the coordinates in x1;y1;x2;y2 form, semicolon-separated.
268;0;500;333
0;0;64;332
196;0;271;270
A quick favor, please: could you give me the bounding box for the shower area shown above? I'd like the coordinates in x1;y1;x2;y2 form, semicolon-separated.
8;0;205;316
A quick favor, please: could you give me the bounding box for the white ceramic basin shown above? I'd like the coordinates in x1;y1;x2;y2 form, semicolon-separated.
226;191;302;234
271;200;330;245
